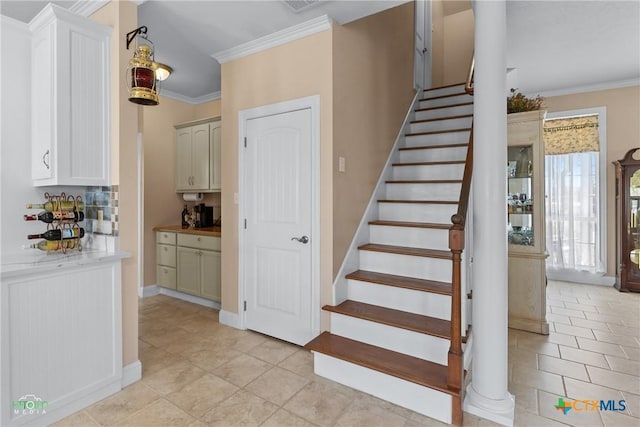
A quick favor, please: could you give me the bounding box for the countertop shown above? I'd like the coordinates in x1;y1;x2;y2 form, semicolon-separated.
153;225;221;237
1;249;131;279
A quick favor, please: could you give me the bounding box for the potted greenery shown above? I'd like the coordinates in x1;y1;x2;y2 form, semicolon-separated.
507;88;544;113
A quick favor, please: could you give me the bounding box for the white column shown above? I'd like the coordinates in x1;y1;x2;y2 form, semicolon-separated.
463;1;515;426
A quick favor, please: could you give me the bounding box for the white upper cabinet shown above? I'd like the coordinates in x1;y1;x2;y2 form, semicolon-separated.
30;4;111;186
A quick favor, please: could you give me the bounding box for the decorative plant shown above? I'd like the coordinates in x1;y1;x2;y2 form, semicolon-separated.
507;88;545;113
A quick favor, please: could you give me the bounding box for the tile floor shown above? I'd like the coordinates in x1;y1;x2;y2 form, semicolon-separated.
54;280;640;426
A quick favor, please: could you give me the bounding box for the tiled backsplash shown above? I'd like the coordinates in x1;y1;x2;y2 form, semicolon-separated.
84;185;119;236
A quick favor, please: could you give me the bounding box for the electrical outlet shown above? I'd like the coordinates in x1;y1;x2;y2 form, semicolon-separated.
338;156;346;173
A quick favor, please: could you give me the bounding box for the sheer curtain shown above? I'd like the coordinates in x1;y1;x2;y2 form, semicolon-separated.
544;114;602;274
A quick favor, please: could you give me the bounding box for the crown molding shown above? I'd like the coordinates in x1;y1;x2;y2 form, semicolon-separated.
1;15;30;33
160;89;222;105
69;1;110;17
212;14;333;64
530;78;640;98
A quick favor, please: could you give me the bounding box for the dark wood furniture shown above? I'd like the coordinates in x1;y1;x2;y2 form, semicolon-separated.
614;148;640;292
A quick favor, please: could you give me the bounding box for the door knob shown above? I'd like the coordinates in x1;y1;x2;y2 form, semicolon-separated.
291;236;309;244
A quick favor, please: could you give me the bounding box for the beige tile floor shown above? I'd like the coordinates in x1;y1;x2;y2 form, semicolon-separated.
53;280;640;426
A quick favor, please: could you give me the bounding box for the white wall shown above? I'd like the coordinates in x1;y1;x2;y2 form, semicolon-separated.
0;17;78;256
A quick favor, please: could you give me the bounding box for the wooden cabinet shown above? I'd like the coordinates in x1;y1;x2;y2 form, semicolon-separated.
614;148;640;292
30;4;111;186
155;230;221;302
175;118;221;192
507;110;549;335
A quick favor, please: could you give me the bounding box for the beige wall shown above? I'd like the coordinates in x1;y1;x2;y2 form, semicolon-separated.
431;0;445;87
332;2;415;275
90;0;139;366
443;8;474;85
142;97;221;286
544;85;640;277
220;30;334;318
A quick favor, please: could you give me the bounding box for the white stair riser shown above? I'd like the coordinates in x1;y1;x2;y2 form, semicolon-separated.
386;182;461;201
313;353;452;424
405;131;470;147
330;313;450;364
359;251;452;282
392;164;464;181
347;279;451;320
378;203;457;224
369;225;449;251
419;93;473;109
422;85;466;98
415;104;473;121
398;146;467;163
409;116;472;134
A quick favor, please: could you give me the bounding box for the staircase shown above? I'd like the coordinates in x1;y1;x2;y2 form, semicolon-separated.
305;83;474;425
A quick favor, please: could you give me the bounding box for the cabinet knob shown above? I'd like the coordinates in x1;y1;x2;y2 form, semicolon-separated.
164;247;168;251
163;268;167;273
197;237;201;241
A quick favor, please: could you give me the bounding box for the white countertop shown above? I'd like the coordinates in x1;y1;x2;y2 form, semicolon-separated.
1;249;131;279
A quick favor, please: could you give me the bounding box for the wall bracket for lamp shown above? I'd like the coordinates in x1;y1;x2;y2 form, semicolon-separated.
126;26;148;50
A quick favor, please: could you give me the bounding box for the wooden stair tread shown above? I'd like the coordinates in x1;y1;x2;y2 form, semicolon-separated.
386;179;461;184
324;300;451;339
415;102;473;112
368;220;450;229
305;332;459;395
406;128;471;137
410;114;473;124
392;160;465;167
358;243;452;260
377;199;458;204
419;92;469;102
345;269;452;295
423;82;465;92
399;142;467;151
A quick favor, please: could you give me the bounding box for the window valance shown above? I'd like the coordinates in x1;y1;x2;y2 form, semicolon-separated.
543;115;599;155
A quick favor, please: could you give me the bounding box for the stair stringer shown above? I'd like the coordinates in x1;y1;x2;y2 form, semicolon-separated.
332;92;421;305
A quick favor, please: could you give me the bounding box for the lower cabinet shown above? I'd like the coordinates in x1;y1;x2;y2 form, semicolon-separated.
156;231;221;302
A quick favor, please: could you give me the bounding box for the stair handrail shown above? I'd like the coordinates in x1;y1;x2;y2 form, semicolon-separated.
446;111;474;404
464;55;474;95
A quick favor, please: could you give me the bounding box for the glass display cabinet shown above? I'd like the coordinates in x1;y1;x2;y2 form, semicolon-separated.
614;148;640;292
507;110;549;335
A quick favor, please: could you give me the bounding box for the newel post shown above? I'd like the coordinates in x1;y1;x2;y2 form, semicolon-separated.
448;215;465;392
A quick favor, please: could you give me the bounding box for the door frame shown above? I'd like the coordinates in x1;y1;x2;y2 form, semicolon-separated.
237;95;321;338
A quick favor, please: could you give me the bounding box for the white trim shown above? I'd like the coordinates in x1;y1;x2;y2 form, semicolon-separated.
331;92;420;304
238;95;321;339
212;15;333;64
530;79;640;98
69;0;110;17
161;89;221;105
121;360;142;388
138;132;144;298
545;107;608;278
547;270;616;287
464;384;515;427
219;310;243;329
0;15;30;33
142;284;160;298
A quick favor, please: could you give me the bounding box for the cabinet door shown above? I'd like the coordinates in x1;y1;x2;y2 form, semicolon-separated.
200;250;221;301
31;26;54;181
209;121;222;191
177;246;200;295
191;123;210;190
176;127;193;191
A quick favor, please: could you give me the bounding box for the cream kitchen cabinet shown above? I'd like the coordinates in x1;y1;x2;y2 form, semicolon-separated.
175;118;221;192
30;4;111;186
176;234;221;301
156;231;177;290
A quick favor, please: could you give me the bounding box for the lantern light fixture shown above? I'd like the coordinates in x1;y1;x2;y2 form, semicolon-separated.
125;26;172;106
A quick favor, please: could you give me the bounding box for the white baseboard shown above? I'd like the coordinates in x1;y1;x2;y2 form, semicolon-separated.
122;360;142;387
547;270;615;287
142;285;160;298
142;285;221;310
219;309;243;329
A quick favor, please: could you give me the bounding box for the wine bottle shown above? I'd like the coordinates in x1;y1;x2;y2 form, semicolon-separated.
26;201;84;212
27;228;85;240
29;240;76;251
181;205;189;229
24;211;85;223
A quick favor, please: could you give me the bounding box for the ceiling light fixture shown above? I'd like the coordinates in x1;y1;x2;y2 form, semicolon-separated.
125;26;172;106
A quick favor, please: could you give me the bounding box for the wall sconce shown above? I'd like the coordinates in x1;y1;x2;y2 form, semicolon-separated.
125;26;172;106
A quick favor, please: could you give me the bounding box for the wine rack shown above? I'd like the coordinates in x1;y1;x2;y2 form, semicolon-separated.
25;192;84;253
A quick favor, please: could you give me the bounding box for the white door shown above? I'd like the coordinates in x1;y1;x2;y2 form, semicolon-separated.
414;0;432;90
244;108;313;345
